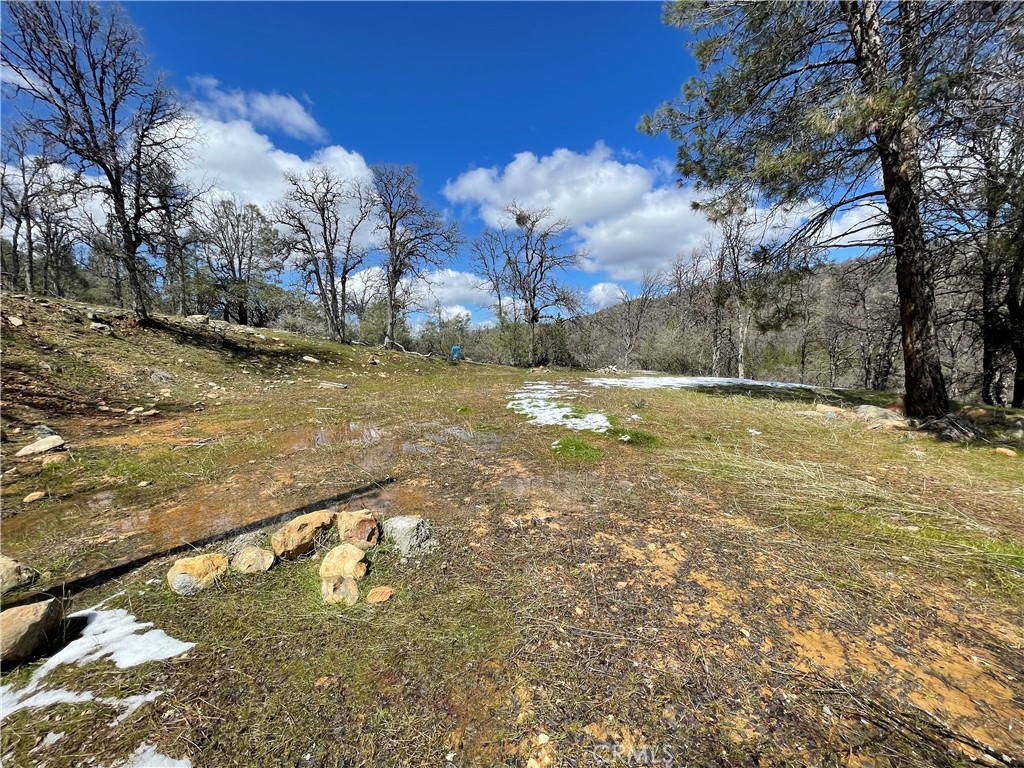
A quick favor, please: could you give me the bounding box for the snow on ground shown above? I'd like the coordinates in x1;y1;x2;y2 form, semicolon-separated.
105;742;192;768
507;382;611;433
1;604;192;721
583;375;815;391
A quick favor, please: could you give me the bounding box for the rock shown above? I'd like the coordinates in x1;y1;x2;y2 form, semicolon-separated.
231;546;275;574
337;510;380;551
321;576;359;606
366;586;394;604
382;515;437;558
814;404;846;416
90;322;113;335
166;553;228;595
320;544;367;604
320;543;368;581
149;369;175;385
301;355;320;363
41;453;68;467
139;409;160;418
0;599;64;663
14;435;66;457
995;447;1017;457
854;405;907;423
22;491;46;503
222;531;266;556
317;381;348;389
7;316;25;328
884;396;905;415
961;407;999;426
128;407;145;415
137;480;151;487
271;510;336;559
0;555;37;595
185;314;210;325
32;425;56;436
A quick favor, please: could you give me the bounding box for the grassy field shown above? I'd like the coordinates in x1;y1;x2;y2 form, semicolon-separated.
1;293;1022;768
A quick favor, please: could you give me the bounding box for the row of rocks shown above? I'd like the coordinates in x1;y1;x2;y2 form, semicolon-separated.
166;509;436;607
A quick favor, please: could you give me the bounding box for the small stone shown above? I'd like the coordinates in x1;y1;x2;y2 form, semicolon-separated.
90;322;113;335
128;407;145;415
314;675;338;689
23;491;46;503
7;316;25;327
0;599;64;663
337;509;380;551
321;576;359;606
41;453;68;468
1;555;37;595
139;409;160;418
231;546;275;574
14;435;66;457
317;381;348;389
366;586;394;604
271;510;336;559
301;355;320;363
32;425;56;437
382;515;437;558
166;554;228;595
995;447;1017;457
137;480;151;487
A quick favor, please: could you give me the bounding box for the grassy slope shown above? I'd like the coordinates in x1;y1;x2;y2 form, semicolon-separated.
1;293;1022;768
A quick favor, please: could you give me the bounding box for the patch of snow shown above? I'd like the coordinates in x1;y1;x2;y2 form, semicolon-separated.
584;375;814;391
748;429;762;436
49;607;194;671
619;435;631;442
1;604;191;722
29;731;65;754
106;742;191;768
1;686;94;717
110;690;164;726
507;382;611;433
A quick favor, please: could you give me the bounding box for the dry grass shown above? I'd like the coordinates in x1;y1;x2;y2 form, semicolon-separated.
1;293;1022;768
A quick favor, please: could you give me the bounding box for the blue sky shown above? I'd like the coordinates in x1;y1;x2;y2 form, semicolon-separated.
122;1;711;321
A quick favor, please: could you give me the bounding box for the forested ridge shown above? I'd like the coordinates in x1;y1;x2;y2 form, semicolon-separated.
3;1;1022;409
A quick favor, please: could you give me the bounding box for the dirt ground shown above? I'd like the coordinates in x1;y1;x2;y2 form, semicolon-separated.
1;294;1022;768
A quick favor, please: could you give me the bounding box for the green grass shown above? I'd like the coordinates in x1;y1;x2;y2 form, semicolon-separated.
550;435;604;462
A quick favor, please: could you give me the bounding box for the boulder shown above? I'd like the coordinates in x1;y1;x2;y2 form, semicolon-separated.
337;509;380;551
0;555;37;595
320;543;368;581
166;553;228;595
366;586;394;604
0;599;63;663
854;405;907;424
320;544;367;604
231;546;275;574
14;435;66;457
271;510;336;559
884;397;906;415
382;515;437;558
321;576;359;606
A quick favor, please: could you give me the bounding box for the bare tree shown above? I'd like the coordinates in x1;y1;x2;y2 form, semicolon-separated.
371;164;460;350
3;1;196;318
473;202;582;367
274;166;375;341
613;270;667;369
194;198;285;325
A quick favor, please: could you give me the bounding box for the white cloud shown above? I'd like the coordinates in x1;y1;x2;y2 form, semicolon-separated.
587;282;623;310
184;116;370;210
444;142;713;281
418;269;492;310
188;76;328;144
